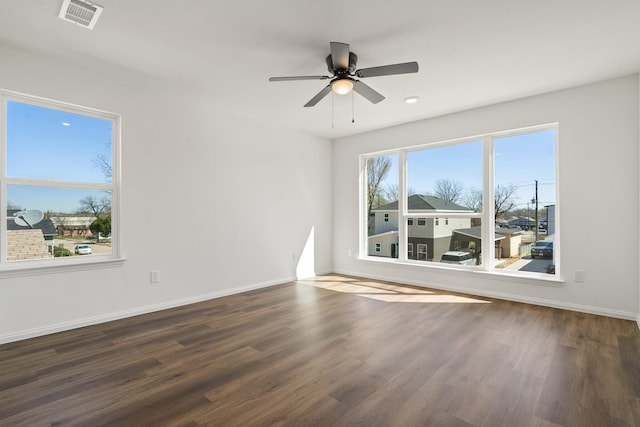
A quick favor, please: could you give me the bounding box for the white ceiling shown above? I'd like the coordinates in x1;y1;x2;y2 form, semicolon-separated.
1;0;639;139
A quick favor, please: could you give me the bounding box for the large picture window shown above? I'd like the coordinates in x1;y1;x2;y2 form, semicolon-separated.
405;140;483;265
1;91;119;267
361;125;558;278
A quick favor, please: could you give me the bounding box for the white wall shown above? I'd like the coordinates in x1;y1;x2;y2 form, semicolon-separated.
0;44;333;343
333;75;640;319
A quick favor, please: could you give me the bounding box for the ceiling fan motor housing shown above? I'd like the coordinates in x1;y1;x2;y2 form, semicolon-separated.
268;41;418;107
326;52;358;75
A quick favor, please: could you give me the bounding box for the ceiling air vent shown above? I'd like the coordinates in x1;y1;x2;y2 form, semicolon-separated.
59;0;103;30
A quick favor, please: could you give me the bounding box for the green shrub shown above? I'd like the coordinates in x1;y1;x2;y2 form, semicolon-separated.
53;246;73;257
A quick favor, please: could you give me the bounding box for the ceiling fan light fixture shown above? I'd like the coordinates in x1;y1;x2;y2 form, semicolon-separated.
331;79;354;95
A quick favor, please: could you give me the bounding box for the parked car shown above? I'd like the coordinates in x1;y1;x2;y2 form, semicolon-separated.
531;241;553;258
440;251;476;266
74;244;92;255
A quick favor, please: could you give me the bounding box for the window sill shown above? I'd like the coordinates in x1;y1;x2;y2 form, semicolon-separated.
0;256;126;279
357;255;564;287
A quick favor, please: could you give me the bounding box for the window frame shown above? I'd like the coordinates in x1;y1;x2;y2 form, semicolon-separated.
359;123;560;282
0;89;122;273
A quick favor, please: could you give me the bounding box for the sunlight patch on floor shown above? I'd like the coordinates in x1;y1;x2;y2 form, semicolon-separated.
300;276;491;304
363;293;490;304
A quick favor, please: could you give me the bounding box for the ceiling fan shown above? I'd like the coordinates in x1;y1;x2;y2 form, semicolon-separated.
269;42;419;107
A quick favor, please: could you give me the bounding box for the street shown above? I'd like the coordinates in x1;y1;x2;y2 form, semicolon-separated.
55;239;112;255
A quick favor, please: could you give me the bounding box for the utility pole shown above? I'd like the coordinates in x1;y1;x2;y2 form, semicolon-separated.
534;179;539;241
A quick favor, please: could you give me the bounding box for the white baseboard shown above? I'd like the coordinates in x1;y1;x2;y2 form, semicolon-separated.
0;275;295;345
333;269;638;321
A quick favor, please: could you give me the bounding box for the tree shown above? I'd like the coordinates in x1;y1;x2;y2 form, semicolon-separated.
78;195;111;219
433;179;464;203
92;139;112;181
366;156;391;233
462;189;483;212
494;184;518;220
90;215;111;240
382;183;416;203
92;153;112;181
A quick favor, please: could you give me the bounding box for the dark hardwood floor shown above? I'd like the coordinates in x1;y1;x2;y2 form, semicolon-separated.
1;274;639;426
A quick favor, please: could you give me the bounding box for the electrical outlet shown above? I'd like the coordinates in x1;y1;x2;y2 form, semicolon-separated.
574;270;585;283
347;249;352;258
150;271;159;283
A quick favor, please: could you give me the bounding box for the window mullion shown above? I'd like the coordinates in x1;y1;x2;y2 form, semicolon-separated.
398;150;407;261
3;177;113;191
483;136;495;270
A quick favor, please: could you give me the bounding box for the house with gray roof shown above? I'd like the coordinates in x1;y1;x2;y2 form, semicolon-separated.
368;194;475;261
7;210;57;260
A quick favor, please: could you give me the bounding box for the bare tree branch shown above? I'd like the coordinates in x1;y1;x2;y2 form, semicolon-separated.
77;195;111;219
92;153;112;181
494;184;518;220
462;189;483;212
383;183;416;203
433;179;464;203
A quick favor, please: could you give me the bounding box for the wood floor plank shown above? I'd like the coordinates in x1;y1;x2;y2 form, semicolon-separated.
1;274;639;426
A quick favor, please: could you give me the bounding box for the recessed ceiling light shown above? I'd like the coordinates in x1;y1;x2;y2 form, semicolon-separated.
404;96;419;104
62;122;71;126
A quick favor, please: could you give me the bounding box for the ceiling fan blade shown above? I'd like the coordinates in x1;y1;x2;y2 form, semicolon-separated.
330;42;350;70
355;61;419;78
304;85;332;107
269;75;330;81
353;80;385;104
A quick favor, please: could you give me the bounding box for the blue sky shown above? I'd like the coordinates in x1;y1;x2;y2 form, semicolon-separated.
378;129;556;211
6;101;112;213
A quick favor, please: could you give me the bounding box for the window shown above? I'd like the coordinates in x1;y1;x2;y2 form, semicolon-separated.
406;140;483;266
361;125;558;278
417;244;427;261
1;91;119;267
366;154;398;258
